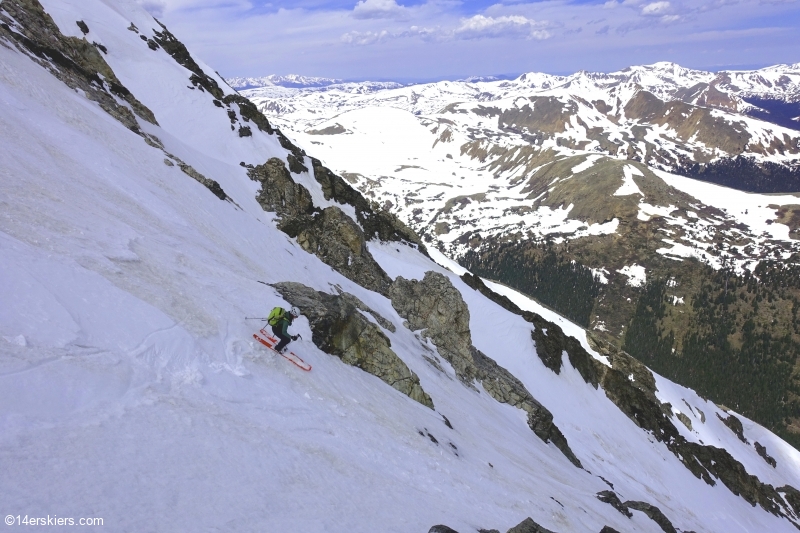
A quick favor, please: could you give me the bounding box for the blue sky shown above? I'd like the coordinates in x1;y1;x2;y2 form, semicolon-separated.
141;0;800;80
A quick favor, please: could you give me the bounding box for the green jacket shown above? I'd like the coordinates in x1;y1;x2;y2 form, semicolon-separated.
275;314;293;336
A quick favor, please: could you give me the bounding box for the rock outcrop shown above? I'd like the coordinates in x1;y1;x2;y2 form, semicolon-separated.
1;0;156;132
717;412;748;443
428;526;460;533
311;158;427;252
596;490;632;518
0;0;234;203
461;271;800;519
249;158;393;294
755;441;777;468
506;517;557;533
272;282;433;409
623;501;677;533
389;271;582;468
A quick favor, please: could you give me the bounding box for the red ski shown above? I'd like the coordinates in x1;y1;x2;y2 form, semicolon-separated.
253;328;312;371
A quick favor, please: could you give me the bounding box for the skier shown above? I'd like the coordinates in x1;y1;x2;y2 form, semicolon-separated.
268;306;299;353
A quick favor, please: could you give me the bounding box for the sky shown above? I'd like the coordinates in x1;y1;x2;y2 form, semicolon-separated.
141;0;800;81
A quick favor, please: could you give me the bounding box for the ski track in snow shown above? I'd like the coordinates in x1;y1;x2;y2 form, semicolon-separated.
0;1;799;532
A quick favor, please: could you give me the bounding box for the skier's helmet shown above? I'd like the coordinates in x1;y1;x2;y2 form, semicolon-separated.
290;306;299;318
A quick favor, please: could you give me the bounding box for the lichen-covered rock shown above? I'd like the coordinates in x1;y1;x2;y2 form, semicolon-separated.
778;485;800;516
287;153;308;174
249;157;316;219
153;20;223;100
506;517;557;533
175;160;227;201
248;158;392;295
295;206;392;295
390;272;475;381
676;412;692;431
390;271;582;467
222;93;274;134
272;282;433;409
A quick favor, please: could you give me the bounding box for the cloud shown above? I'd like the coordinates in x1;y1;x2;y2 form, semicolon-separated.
453;15;550;40
341;29;390;45
155;0;800;80
353;0;407;20
136;0;167;18
340;13;551;46
642;1;671;14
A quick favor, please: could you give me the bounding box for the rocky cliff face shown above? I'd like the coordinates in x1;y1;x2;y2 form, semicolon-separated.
0;0;155;132
389;271;582;468
248;157;393;295
272;282;433;409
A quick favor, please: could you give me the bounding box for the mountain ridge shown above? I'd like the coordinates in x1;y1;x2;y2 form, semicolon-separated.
3;0;800;531
245;56;800;448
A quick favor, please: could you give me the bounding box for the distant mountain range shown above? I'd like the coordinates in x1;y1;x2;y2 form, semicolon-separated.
242;61;800;448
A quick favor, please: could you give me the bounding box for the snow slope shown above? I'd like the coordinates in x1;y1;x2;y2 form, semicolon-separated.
2;1;800;532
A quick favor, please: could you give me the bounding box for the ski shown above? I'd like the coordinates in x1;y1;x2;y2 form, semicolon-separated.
253;328;312;371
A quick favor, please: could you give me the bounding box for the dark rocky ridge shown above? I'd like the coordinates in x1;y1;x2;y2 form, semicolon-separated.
247;157;393;295
310;158;427;251
0;0;157;132
272;282;433;408
0;0;231;202
460;272;800;523
389;271;582;468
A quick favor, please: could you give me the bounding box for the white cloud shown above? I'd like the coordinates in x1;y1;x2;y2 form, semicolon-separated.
353;0;407;20
341;29;390;45
454;15;550;40
155;0;800;80
340;14;551;46
642;1;671;14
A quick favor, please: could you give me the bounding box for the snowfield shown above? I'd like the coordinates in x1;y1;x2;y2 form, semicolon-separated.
1;1;800;532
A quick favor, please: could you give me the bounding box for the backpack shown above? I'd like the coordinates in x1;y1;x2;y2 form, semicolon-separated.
267;306;286;326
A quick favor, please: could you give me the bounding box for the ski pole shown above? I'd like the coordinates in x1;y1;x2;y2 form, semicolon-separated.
245;317;268;321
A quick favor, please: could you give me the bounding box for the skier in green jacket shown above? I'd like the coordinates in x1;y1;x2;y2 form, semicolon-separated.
271;306;299;353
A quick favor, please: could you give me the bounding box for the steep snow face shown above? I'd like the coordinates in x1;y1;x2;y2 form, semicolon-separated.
3;2;800;532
